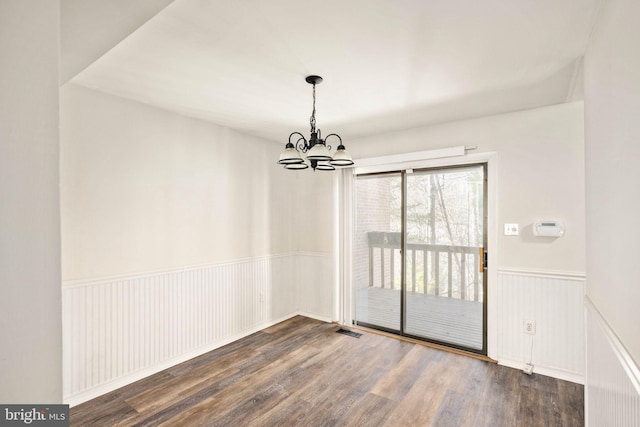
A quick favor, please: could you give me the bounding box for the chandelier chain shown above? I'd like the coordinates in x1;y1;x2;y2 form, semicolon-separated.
310;83;316;133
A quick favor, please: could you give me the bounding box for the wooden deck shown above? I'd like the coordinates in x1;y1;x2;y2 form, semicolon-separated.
355;287;483;351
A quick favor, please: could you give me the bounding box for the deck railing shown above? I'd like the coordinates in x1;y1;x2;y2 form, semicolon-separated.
367;231;483;302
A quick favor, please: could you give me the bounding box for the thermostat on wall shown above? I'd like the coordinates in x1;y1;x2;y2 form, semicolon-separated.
533;220;565;237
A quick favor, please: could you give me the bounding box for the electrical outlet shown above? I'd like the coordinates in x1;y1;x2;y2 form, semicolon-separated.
524;320;536;335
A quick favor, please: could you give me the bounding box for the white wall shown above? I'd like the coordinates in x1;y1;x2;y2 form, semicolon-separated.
584;0;640;368
61;83;294;281
61;83;316;403
293;171;336;320
293;172;335;254
0;1;62;403
584;0;640;422
349;101;586;274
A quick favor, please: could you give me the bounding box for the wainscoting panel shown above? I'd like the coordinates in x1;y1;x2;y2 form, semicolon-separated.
585;298;640;426
496;270;585;383
62;254;300;405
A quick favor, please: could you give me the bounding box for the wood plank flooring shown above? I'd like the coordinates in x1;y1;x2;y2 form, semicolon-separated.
71;316;583;427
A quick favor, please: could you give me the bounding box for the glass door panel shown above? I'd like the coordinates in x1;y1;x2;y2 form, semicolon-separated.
353;173;402;332
404;165;486;351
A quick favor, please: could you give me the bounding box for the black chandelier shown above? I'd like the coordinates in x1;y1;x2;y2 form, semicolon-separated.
278;75;354;171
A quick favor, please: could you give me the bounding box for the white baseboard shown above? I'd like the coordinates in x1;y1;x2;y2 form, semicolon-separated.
498;358;584;384
297;311;334;323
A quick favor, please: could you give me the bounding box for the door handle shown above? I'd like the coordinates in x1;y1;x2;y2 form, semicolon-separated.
479;247;485;273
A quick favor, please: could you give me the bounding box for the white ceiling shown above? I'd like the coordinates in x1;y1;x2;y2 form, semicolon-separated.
67;0;599;144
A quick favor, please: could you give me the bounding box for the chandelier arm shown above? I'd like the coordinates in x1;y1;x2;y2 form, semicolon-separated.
324;133;343;151
288;131;306;143
295;136;309;153
288;132;309;151
324;133;342;145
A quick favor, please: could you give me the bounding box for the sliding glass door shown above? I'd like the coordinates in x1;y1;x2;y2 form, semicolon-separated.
353;173;402;332
403;165;486;351
353;164;487;354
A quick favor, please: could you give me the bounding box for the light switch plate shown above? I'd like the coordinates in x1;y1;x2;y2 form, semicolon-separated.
504;223;519;236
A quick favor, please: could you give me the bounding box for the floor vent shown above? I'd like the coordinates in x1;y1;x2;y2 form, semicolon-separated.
336;328;363;338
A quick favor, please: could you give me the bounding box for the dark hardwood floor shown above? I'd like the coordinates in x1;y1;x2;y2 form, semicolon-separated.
71;316;584;426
